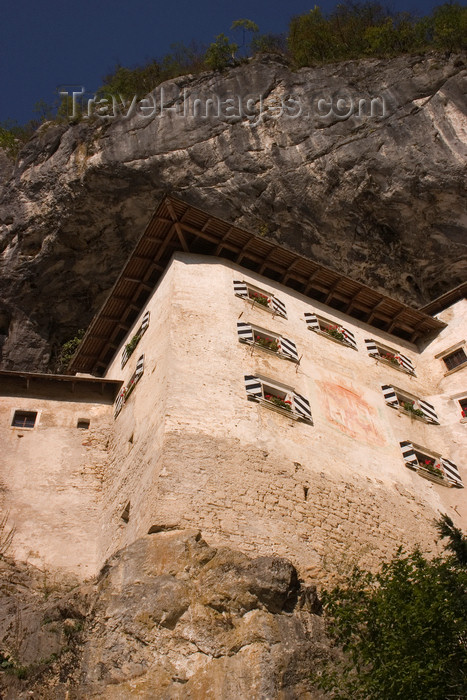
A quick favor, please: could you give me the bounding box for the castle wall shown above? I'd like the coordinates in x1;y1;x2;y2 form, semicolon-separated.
102;253;466;583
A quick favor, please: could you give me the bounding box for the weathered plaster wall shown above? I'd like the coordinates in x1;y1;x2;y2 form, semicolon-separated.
102;253;466;583
0;395;111;576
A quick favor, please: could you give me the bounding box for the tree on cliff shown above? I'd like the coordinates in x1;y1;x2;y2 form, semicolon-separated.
315;515;467;699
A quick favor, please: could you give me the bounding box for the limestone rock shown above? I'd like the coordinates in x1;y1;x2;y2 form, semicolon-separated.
0;530;329;699
0;52;466;371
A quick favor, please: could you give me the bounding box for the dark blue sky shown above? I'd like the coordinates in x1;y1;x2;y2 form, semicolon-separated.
0;0;448;125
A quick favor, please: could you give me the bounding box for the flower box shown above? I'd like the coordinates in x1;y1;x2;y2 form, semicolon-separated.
418;466;446;485
264;393;292;411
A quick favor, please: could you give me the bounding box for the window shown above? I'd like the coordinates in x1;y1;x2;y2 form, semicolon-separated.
381;385;439;424
236;322;299;362
244;374;312;423
121;311;150;369
233;280;287;318
11;410;37;429
365;339;415;375
305;312;357;350
442;348;467;373
399;441;463;488
459;397;467;420
77;419;90;429
114;354;144;418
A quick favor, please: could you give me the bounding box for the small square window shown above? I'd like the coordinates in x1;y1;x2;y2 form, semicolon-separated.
77;419;90;429
459;397;467;419
12;411;37;429
304;312;357;349
443;348;467;372
365;339;415;374
244;374;312;423
233;281;287;318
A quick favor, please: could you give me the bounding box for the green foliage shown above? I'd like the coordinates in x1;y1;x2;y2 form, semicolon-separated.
205;34;238;71
431;2;467;51
315;517;467;699
125;332;141;358
57;329;85;372
436;513;467;565
231;18;259;54
99;60;162;101
251;33;287;56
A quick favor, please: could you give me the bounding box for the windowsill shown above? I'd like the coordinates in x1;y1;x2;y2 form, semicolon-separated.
397;407;429;424
461;418;467;424
371;354;415;376
10;426;35;431
235;294;286;318
417;467;449;487
444;361;467;377
247;395;312;424
310;328;356;350
239;339;298;363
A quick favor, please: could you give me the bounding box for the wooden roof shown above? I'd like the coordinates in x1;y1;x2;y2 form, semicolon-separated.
419;282;467;316
69;196;446;375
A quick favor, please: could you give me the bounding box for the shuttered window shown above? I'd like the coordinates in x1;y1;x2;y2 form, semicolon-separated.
244;375;312;423
304;313;357;350
233;280;287;318
399;442;463;488
121;311;150;369
365;339;415;375
237;323;299;362
114;354;145;419
381;385;439;424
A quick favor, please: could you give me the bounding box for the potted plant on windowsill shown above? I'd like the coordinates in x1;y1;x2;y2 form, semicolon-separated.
255;336;279;352
402;402;425;419
249;292;270;307
125;333;141;359
264;393;292;411
419;458;445;482
323;325;345;342
381;352;401;367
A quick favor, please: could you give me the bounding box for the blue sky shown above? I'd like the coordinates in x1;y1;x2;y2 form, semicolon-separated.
0;0;450;125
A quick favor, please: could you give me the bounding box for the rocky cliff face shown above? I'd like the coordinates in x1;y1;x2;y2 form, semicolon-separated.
0;530;328;699
0;52;466;371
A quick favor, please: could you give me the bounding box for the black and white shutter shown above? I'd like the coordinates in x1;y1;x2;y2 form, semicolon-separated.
237;322;254;343
365;339;379;356
244;375;262;399
233;280;248;297
141;311;150;334
293;393;313;422
398;352;415;375
135;354;144;379
304;312;320;332
271;296;287;318
441;458;464;488
114;389;125;418
342;327;357;350
121;345;130;369
280;337;299;362
381;385;398;407
399;441;418;469
418;399;439;425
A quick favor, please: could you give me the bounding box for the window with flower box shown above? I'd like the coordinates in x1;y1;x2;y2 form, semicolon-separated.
121;311;150;369
114;355;144;418
381;385;439;424
399;441;463;488
233;281;287;318
459;397;467;422
365;339;415;375
236;322;299;362
244;374;312;423
304;312;357;349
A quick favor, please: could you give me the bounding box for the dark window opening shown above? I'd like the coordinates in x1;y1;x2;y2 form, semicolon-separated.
460;398;467;418
12;410;37;429
77;419;90;429
121;501;130;523
303;486;309;501
443;348;467;372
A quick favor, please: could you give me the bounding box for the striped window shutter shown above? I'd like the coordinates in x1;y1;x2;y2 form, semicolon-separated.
399;441;418;469
342;327;357;350
141;311;150;334
304;312;320;331
293;393;313;422
237;322;254;343
114;389;125;418
381;385;398;406
398;352;415;375
233;280;248;297
418;399;439;424
271;296;287;318
135;354;144;379
365;339;378;356
244;375;262;399
121;345;130;369
441;458;464;488
279;337;299;361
